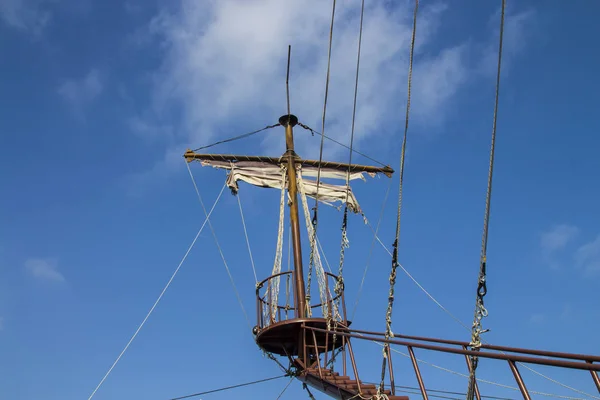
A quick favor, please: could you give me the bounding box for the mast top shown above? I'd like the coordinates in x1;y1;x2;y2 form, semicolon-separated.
279;114;298;127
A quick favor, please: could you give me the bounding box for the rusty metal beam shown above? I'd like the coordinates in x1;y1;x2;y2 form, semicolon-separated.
407;346;428;400
348;328;600;363
588;361;600;393
303;326;600;372
508;360;531;400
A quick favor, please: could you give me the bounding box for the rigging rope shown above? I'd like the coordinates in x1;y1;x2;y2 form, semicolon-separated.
298;168;339;321
329;0;366;364
466;1;505;398
316;235;334;273
337;0;365;306
313;0;337;211
267;165;288;322
187;164;252;330
306;0;337;308
351;180;392;321
363;210;600;400
379;0;419;395
191;123;280;152
361;333;593;400
168;374;287;400
86;183;227;400
286;225;292;319
275;377;295;399
297;122;389;168
237;191;258;284
233;167;294;374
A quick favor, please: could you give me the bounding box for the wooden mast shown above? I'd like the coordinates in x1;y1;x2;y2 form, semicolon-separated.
279;113;307;319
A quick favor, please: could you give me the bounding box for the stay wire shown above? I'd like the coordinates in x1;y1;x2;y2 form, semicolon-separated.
351;179;392;321
191;123;280;152
330;0;365;342
86;183;227;400
186;163;252;331
168;375;287;400
380;0;418;393
237;192;258;283
467;0;505;398
276;377;295;399
297;122;388;168
344;0;365;185
313;0;337;227
364;213;600;400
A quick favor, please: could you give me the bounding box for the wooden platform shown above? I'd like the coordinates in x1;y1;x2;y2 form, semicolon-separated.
299;368;409;400
255;318;351;356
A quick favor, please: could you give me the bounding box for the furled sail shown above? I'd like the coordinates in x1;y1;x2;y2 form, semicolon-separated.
199;159;373;214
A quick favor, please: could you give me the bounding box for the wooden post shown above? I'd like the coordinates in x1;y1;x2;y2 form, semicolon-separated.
280;114;307;319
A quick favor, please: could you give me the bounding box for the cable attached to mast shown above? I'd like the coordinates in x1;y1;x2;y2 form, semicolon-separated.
378;0;419;396
327;0;366;364
312;0;337;226
306;0;337;316
466;1;506;399
336;0;365;295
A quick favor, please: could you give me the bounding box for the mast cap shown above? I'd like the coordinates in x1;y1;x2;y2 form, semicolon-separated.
279;114;298;127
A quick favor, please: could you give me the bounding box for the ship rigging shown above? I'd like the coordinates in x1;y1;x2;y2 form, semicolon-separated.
86;0;600;399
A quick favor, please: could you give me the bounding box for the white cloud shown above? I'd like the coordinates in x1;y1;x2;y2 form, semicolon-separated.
57;69;104;119
540;224;579;254
476;6;536;78
125;0;535;189
24;258;65;282
574;235;600;277
0;0;52;36
539;224;579;270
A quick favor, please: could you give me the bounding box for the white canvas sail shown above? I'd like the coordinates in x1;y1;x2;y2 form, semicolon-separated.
199;159;372;214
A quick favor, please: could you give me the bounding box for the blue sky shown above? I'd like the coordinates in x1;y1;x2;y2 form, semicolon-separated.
1;0;600;399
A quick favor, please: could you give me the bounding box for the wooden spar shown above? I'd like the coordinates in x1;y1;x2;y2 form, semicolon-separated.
279;114;307;320
183;150;395;178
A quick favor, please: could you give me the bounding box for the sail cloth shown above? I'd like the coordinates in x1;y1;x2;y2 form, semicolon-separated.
200;159;372;214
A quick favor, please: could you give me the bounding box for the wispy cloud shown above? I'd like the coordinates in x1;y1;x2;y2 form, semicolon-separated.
540;224;579;255
538;225;600;278
24;257;65;282
529;313;545;324
0;0;52;36
124;1;536;190
574;235;600;277
117;0;533;194
476;6;536;78
539;224;579;270
127;114;174;142
57;69;104;119
560;304;572;320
